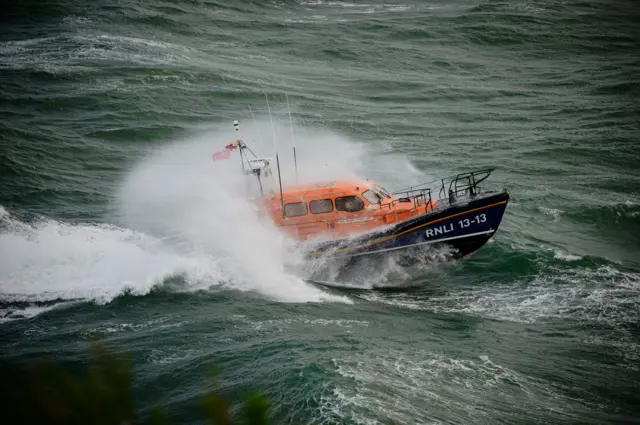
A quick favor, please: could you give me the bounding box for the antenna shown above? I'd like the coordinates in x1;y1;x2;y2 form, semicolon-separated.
248;104;264;149
265;93;285;218
265;93;278;152
285;93;298;185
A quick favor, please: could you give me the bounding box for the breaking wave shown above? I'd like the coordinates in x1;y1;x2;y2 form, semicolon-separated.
0;117;442;321
0;207;224;322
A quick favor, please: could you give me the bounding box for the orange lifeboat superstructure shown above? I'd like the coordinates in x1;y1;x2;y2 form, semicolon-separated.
258;179;438;241
215;115;509;262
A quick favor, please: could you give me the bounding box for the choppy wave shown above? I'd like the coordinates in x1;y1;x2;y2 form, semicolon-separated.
0;34;205;74
0;201;352;323
361;261;640;328
2;0;640;423
317;350;599;425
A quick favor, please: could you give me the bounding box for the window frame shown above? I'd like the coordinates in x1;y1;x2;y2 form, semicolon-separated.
283;201;308;217
309;198;334;214
374;185;392;198
362;190;381;205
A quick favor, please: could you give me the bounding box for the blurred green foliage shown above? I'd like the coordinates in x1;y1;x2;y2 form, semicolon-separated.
3;342;273;425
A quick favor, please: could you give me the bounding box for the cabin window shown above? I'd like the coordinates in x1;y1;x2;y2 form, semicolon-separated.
362;190;381;205
310;199;333;214
335;196;365;212
374;185;392;198
284;202;308;217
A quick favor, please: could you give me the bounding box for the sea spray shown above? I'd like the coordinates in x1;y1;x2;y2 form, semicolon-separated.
114;118;439;293
114;122;357;303
0;207;217;322
0;118;450;314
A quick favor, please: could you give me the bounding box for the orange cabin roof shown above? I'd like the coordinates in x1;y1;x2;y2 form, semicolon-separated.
261;178;378;204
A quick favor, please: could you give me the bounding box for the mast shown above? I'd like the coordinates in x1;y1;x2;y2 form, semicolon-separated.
234;119;266;196
233;119;245;174
285;93;298;185
248;104;264;150
265;93;285;217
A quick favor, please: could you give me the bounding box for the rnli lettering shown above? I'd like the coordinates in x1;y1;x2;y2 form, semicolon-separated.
425;214;487;238
425;223;454;238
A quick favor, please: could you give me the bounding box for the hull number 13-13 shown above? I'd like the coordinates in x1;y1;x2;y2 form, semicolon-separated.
425;213;488;238
459;213;486;228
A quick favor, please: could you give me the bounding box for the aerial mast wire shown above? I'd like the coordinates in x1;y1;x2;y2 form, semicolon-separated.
285;93;298;185
265;93;285;217
248;104;264;150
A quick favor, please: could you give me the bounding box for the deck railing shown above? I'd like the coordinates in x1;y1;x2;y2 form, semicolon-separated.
439;168;494;200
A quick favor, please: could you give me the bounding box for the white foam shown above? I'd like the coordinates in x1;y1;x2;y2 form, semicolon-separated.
114;122;368;304
316;350;587;424
0;210;221;308
0;203;346;323
385;5;411;12
0;33;208;74
92;34;194;52
304;243;456;289
539;245;583;262
233;316;370;333
538;206;563;221
553;249;582;261
0;303;69;324
362;265;640;326
86;316;184;336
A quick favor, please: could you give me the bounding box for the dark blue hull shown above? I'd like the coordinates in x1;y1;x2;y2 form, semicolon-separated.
308;190;509;261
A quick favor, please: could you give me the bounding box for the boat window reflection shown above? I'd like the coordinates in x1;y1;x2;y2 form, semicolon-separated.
284;202;308;217
362;190;380;205
335;196;365;212
310;199;333;214
374;185;392;198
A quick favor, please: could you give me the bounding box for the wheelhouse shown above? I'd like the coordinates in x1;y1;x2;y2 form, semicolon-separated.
259;179;437;241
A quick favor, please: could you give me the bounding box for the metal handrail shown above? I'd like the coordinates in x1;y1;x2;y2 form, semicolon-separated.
446;168;494;198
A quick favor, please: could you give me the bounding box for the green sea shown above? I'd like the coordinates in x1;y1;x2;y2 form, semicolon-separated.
1;0;639;423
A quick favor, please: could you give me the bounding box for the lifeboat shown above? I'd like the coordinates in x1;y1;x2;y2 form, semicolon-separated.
213;117;509;263
257;172;509;261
